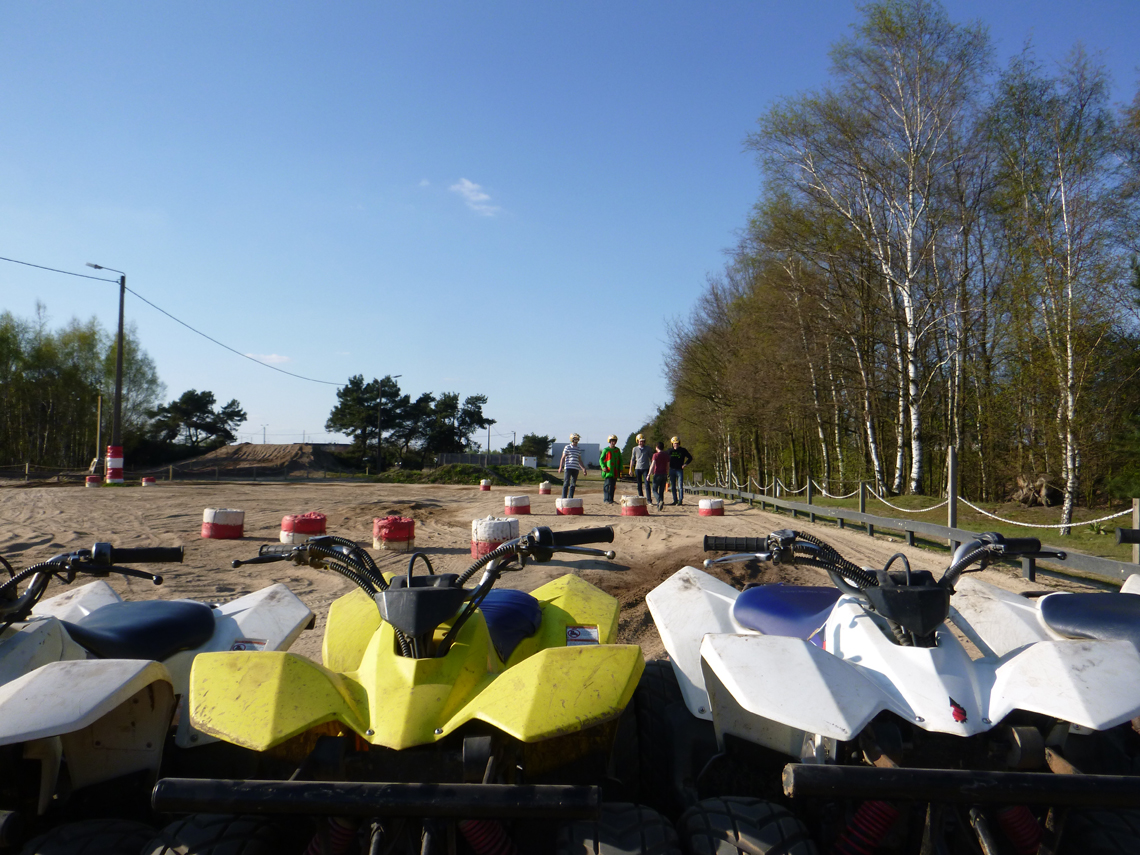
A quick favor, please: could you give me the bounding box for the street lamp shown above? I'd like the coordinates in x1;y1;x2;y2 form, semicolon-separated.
86;263;126;484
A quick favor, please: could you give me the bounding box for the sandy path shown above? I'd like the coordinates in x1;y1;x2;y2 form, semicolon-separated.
0;480;1092;661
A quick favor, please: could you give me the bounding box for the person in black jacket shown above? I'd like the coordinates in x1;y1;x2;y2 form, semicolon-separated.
668;436;693;505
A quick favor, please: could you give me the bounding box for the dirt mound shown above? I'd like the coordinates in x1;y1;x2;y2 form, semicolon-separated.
167;443;352;475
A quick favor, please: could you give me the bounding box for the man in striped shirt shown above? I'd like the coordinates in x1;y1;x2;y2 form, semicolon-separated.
558;433;585;499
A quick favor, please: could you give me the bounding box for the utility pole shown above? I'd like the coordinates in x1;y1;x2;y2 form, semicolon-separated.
86;264;126;484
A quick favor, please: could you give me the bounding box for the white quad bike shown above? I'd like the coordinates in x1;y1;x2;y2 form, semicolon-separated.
0;543;313;853
641;528;1140;855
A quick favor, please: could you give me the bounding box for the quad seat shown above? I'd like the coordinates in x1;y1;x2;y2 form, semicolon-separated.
62;599;217;661
732;584;841;647
1039;592;1140;648
480;588;542;661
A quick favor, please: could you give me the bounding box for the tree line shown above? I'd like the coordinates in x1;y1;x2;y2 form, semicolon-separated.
325;374;496;469
1;305;246;469
655;0;1140;531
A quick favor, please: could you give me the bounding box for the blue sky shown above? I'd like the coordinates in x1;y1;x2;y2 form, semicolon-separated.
2;1;1138;452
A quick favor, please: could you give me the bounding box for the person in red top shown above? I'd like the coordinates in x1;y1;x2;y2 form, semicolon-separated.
647;441;671;511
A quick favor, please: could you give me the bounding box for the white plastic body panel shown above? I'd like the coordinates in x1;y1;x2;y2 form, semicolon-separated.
32;579;123;622
651;567;1140;756
645;566;742;719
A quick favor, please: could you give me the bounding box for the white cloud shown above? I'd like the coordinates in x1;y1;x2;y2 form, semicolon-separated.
419;179;431;187
246;353;292;364
449;178;501;216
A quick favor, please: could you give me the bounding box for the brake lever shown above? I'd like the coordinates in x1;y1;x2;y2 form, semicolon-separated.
110;566;164;585
704;552;772;569
557;545;616;560
232;553;293;568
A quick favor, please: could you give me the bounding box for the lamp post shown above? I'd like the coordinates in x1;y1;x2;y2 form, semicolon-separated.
86;263;126;484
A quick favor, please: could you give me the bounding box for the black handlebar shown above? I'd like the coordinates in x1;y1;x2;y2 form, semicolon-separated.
548;527;615;547
704;536;766;553
994;537;1041;555
107;546;184;564
1117;528;1140;546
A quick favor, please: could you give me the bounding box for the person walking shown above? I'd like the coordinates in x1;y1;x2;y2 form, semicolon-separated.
627;434;653;505
668;436;693;505
558;433;586;499
648;441;671;511
599;435;622;504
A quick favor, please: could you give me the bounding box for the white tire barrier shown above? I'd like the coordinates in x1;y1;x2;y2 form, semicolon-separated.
471;516;519;558
479;479;491;492
280;512;327;544
538;481;552;495
504;495;531;515
555;498;584;516
621;496;649;517
141;477;157;487
202;508;245;539
105;444;123;484
85;476;100;488
698;498;724;517
374;516;416;552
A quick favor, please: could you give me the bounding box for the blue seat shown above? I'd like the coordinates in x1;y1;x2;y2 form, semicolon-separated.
480;588;542;661
732;584;841;647
62;599;217;661
1039;593;1140;648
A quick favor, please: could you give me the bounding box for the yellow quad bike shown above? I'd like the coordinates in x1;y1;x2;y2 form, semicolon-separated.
148;526;680;855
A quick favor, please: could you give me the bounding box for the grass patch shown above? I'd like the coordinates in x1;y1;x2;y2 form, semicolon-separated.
374;464;562;486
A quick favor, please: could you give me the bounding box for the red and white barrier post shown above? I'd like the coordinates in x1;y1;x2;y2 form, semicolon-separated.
105;445;123;484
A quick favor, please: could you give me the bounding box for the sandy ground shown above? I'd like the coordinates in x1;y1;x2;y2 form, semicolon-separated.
0;480;1095;661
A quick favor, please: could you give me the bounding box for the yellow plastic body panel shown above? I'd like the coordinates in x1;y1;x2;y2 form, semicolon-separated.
189;574;641;752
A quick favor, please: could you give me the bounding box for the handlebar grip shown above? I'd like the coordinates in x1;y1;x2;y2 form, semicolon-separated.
549;527;615;547
1117;528;1140;546
704;536;766;553
108;546;185;564
999;537;1042;555
259;544;296;556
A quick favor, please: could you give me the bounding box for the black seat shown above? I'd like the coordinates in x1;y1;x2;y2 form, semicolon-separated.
1039;593;1140;648
62;599;217;661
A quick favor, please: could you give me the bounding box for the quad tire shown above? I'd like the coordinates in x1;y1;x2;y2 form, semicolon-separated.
1058;808;1140;855
142;814;305;855
556;803;681;855
635;660;715;818
678;797;818;855
19;819;157;855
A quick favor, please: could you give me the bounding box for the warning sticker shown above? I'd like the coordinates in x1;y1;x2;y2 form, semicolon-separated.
565;625;600;646
230;638;268;651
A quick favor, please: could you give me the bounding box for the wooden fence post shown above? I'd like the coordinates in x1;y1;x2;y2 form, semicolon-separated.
1134;498;1139;565
807;479;815;523
948;447;959;553
860;481;874;538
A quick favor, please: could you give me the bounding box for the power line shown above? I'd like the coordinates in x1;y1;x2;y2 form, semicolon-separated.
1;254;342;386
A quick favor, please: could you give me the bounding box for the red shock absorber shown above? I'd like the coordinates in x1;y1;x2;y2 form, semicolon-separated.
996;805;1042;855
304;817;359;855
832;800;900;855
458;819;518;855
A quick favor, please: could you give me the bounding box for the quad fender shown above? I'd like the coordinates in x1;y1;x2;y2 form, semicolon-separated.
171;583;314;748
0;659;174;812
190;623;643;752
700;633;896;754
646;566;740;720
0;658;173;745
949;576;1053;656
0;618;88;687
31;579;123;622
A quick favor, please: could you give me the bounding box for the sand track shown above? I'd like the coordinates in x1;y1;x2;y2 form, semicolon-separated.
1;480;1085;662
